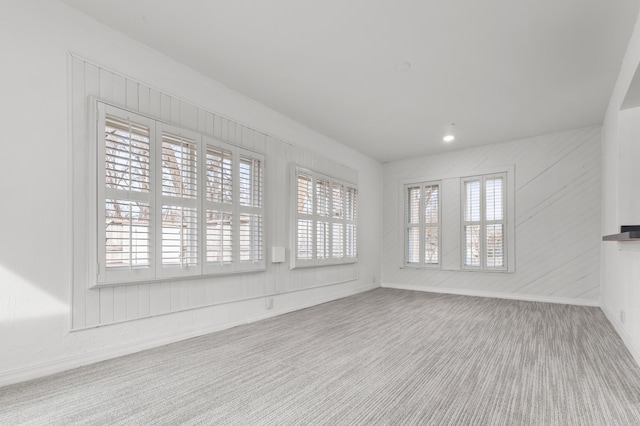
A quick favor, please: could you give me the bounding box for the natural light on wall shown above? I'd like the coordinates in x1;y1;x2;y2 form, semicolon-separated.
0;265;67;323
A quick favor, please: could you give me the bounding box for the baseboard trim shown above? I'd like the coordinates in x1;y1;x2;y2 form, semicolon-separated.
381;283;600;307
600;302;640;368
0;284;376;388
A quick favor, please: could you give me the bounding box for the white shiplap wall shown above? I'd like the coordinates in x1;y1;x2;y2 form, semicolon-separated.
382;127;602;304
70;56;359;330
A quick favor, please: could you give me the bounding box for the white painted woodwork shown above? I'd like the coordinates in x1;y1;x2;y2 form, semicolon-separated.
70;56;362;329
382;127;602;303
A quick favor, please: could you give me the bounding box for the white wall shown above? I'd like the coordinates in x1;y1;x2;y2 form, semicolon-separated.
0;0;382;385
382;127;602;305
601;10;640;367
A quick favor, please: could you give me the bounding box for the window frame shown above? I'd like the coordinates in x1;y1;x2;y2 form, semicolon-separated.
92;100;265;288
290;165;358;269
461;172;508;271
402;181;442;269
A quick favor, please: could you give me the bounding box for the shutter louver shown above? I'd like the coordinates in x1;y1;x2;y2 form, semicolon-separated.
238;155;263;263
406;186;421;265
97;103;266;286
206;147;232;204
103;113;153;276
297;173;313;214
332;183;345;258
161;132;198;269
296;172;313;261
424;185;439;264
105;200;151;268
293;167;357;266
345;187;357;259
404;182;440;267
205;146;233;266
485;177;504;268
316;178;330;259
297;219;313;260
462;174;506;270
206;211;232;264
464;180;481;267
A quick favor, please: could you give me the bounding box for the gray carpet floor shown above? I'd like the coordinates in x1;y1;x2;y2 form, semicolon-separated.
2;288;640;425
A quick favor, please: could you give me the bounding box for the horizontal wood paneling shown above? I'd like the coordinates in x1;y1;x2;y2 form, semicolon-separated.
382;127;602;303
70;57;358;329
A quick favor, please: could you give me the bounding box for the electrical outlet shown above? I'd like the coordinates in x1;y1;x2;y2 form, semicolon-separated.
620;310;626;324
266;297;273;310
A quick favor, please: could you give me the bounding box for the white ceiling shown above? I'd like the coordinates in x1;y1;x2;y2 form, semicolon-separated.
62;0;640;162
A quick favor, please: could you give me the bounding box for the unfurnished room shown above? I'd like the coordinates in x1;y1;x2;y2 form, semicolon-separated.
2;0;640;424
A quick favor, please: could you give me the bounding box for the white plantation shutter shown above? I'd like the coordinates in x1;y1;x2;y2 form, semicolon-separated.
403;181;440;267
296;173;313;261
463;179;481;267
462;173;506;270
293;166;357;267
345;187;357;259
316;178;330;259
332;183;345;259
94;102;266;286
424;184;439;265
485;176;505;268
205;146;233;270
98;105;156;284
238;154;264;266
159;128;200;276
405;185;420;264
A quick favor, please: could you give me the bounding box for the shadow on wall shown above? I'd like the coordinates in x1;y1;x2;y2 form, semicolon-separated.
0;264;68;325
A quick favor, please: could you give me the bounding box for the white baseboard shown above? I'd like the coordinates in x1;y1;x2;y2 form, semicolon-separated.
600;302;640;368
0;284;376;388
381;283;600;307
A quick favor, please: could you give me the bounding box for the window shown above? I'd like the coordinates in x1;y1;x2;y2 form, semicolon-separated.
404;182;440;267
96;102;264;286
292;166;357;268
462;173;506;270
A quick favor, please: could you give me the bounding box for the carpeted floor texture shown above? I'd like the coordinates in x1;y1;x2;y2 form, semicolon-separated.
2;288;640;425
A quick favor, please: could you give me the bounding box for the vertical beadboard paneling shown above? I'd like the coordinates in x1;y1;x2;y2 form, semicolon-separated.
70;57;86;330
83;63;101;327
70;56;359;329
97;66;115;325
381;127;602;303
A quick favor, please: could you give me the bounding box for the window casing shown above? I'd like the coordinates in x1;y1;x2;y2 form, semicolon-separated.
95;102;264;287
403;181;441;268
292;166;357;268
462;173;506;271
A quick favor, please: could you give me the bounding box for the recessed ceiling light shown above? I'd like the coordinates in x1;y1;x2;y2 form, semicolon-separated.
443;123;456;142
395;61;411;72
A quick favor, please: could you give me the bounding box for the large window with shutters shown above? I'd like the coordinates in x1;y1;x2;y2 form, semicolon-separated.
95;101;264;286
292;166;357;268
403;181;441;268
462;173;506;270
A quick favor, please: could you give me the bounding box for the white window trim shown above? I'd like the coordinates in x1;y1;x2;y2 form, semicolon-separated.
290;165;358;269
91;99;265;288
402;181;442;269
461;173;508;271
397;166;514;273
